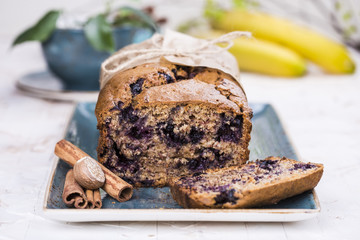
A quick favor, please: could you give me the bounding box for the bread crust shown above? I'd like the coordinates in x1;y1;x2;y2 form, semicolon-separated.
133;80;241;113
95;62;251;124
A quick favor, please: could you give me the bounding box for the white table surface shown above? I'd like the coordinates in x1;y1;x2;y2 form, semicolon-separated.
1;21;360;240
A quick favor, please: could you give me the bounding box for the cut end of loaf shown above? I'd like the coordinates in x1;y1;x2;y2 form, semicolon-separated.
99;101;250;187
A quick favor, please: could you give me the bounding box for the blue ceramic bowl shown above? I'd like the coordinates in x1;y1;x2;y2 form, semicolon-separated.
41;27;154;91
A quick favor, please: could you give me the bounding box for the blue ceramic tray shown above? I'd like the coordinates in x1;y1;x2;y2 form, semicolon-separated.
42;102;320;222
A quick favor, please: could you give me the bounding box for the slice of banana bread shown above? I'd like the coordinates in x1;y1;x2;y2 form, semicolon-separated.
169;157;323;208
95;62;252;187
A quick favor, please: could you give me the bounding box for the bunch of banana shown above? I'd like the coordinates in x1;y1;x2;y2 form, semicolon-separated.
208;9;355;75
195;30;306;77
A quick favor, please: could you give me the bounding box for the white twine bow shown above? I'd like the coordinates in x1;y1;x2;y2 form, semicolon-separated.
100;31;251;88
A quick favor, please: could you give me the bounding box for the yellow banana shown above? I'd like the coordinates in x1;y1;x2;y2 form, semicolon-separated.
210;9;355;74
229;37;306;77
195;31;306;77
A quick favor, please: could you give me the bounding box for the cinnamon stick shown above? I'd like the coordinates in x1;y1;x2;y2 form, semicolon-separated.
86;189;95;209
55;139;133;202
62;169;88;209
93;189;102;209
86;189;102;209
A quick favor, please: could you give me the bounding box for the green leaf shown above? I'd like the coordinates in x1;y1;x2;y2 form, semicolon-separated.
84;14;115;53
177;19;206;34
343;11;352;21
233;0;247;9
113;6;158;32
232;0;258;9
335;1;341;10
204;0;225;22
12;10;61;46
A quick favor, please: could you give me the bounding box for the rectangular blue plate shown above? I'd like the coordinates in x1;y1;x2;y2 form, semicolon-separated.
42;102;320;222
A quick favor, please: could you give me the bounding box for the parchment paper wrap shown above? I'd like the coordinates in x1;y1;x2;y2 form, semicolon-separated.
100;30;251;89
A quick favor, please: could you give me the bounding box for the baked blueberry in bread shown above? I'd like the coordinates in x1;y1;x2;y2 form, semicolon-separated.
95;62;252;187
169;157;323;208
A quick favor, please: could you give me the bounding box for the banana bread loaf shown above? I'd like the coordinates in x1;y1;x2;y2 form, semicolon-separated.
169;157;323;208
95;62;252;187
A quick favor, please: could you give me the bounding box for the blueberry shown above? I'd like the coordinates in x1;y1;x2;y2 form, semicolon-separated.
130;78;145;96
165;123;174;133
231;178;242;184
171;105;181;114
254;175;263;182
216;124;240;142
110;101;124;111
175;161;183;169
158;122;188;147
158;72;175;84
293;163;315;170
121;106;139;123
188;159;200;171
258;160;278;171
214;189;239;205
189;127;204;144
127;124;152;140
196;148;231;169
231;115;243;127
188;157;208;171
216;114;243;143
